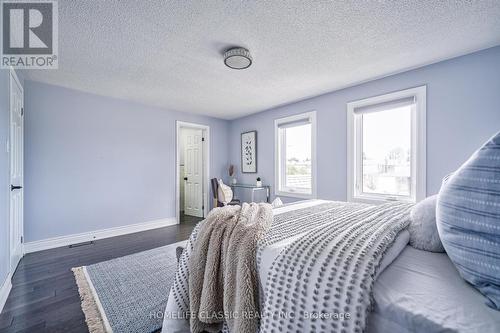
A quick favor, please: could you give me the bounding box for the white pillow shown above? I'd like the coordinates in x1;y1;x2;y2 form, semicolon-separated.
217;179;233;205
409;195;445;252
271;197;283;208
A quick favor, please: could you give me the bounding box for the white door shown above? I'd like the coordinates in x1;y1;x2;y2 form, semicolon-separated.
183;128;204;218
9;71;24;273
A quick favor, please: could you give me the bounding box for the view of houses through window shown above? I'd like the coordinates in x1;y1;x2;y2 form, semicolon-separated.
361;106;412;197
283;123;312;191
276;111;315;197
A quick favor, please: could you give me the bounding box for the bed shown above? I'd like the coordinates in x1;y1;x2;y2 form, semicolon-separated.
162;199;500;332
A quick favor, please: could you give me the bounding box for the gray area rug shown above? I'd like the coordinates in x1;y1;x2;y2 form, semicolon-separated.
73;240;187;333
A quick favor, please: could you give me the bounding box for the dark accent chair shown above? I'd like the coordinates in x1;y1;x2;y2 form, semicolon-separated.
211;178;241;207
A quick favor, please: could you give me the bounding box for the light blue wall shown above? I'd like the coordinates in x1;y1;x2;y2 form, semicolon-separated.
20;45;500;243
0;70;11;291
229;46;500;203
24;81;229;242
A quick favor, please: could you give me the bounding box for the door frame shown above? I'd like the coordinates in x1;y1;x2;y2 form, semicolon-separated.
175;121;210;224
8;67;24;272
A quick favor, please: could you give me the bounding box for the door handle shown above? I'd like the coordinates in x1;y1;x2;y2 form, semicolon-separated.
184;177;188;181
11;185;22;191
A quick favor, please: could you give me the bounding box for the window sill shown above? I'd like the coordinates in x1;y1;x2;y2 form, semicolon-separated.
275;190;315;200
348;194;415;205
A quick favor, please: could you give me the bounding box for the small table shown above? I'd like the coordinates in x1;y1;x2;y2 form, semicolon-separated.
230;183;271;203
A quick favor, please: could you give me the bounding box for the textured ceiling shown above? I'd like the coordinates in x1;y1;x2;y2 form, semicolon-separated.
22;0;500;119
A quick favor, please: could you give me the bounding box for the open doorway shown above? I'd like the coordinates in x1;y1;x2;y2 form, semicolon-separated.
176;121;209;224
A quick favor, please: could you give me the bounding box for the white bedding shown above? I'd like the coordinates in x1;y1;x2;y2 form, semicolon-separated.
163;199;412;332
259;199;410;289
163;199;500;332
165;200;449;332
272;200;500;332
369;246;500;333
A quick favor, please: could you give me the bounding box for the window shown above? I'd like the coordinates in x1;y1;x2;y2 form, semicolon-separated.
275;111;316;198
347;86;426;203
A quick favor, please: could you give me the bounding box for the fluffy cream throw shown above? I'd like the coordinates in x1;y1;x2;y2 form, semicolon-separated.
188;202;273;333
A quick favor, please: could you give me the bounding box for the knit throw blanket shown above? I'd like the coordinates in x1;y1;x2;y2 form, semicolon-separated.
166;201;412;333
188;202;273;333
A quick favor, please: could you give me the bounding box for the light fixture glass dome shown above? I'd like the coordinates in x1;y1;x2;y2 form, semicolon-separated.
224;47;252;70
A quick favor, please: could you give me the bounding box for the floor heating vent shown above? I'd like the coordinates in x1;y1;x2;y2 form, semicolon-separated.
69;241;94;248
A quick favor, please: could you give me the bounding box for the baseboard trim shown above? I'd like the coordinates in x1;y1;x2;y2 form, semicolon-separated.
24;218;178;254
0;273;12;314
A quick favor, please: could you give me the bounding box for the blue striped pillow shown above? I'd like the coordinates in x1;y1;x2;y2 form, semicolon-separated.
437;131;500;310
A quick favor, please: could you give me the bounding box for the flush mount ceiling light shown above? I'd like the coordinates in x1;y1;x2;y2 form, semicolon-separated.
224;47;252;70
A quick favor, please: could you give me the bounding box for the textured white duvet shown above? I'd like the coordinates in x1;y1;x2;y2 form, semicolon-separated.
258;200;410;293
163;200;412;332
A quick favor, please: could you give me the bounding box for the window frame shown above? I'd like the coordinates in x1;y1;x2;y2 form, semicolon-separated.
347;86;426;204
274;111;317;199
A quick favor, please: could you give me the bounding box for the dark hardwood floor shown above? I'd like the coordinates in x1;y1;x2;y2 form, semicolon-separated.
0;220;198;333
180;212;204;224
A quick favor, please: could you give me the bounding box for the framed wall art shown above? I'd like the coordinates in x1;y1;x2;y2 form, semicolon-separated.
241;130;257;173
